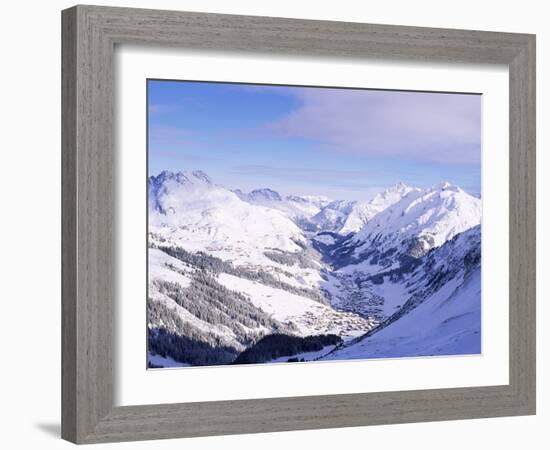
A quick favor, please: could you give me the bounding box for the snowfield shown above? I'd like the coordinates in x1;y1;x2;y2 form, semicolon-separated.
321;269;481;360
149;171;307;267
217;273;376;340
149;248;193;288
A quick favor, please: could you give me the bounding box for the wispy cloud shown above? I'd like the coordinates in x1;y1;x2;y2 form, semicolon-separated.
268;89;481;165
230;165;391;187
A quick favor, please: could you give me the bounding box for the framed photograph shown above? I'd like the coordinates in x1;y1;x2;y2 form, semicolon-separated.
62;5;536;444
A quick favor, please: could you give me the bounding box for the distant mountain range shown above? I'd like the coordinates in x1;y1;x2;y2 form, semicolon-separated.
147;170;481;367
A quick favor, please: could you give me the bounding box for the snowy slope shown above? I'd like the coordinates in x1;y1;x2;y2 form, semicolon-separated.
148;248;271;354
289;194;333;209
332;182;481;271
147;245;377;368
234;182;417;236
322;268;481;360
310;200;356;232
217;273;377;340
339;182;419;235
149;171;307;266
148;171;378;367
235;187;332;225
303;183;417;235
353;182;480;256
322;225;481;359
324;221;481;321
149;247;192;288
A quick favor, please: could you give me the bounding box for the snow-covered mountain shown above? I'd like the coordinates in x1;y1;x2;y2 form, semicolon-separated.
320;182;481;323
148;169;482;367
321;225;481;360
149;171;307;265
310;200;356;232
331;182;481;271
339;182;419;235
304;183;417;235
288;194;333;209
149;170;332;308
148;171;378;367
233;182;418;236
236;187;282;202
235;187;332;227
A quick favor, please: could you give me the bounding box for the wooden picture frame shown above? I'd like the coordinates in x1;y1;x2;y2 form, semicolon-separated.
61;5;536;444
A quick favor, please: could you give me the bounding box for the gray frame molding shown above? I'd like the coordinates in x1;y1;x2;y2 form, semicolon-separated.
62;5;536;444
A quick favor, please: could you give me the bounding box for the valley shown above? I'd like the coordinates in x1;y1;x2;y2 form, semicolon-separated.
147;170;482;367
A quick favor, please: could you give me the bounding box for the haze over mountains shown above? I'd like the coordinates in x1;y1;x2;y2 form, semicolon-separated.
147;169;482;367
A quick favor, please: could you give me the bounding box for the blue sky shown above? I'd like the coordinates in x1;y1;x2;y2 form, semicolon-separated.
148;80;481;200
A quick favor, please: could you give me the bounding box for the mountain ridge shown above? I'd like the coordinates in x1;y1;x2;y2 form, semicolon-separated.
147;169;482;367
